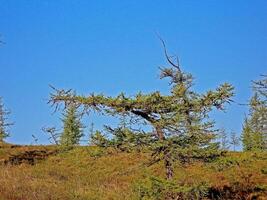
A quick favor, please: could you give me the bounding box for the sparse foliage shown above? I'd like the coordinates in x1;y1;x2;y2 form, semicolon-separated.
219;128;229;151
42;126;60;145
0;97;13;142
253;75;267;98
230;131;239;151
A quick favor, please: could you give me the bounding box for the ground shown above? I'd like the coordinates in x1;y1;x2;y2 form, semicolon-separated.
0;143;266;200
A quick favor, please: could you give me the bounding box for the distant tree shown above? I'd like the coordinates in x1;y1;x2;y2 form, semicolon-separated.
42;126;60;145
0;97;13;142
88;122;96;144
253;75;267;98
219;128;229;150
90;130;110;147
241;76;267;151
230;131;239;151
60;105;84;148
242;117;253;151
49;42;234;180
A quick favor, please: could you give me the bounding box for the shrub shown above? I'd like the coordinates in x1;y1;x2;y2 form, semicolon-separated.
135;176;209;200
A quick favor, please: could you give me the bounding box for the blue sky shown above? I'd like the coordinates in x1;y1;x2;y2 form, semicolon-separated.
0;0;266;145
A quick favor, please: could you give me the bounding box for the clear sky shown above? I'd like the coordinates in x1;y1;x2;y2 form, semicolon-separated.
0;0;266;145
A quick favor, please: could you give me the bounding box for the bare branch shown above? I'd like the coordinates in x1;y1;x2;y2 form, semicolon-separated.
42;126;59;145
156;33;181;72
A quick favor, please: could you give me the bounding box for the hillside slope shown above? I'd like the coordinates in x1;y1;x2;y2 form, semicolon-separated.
0;144;266;200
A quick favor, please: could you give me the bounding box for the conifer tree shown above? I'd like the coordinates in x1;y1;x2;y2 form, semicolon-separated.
242;76;267;151
60;105;84;148
253;75;267;98
242;117;253;151
0;97;13;142
49;44;234;180
219;128;229;150
230;131;239;151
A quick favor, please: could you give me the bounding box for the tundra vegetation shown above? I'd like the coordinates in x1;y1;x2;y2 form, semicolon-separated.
0;46;266;199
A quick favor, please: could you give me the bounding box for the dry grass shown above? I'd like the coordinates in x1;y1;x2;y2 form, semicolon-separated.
0;144;266;200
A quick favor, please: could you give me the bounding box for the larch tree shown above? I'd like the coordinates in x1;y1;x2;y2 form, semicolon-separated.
219;128;230;151
230;131;239;151
49;42;234;180
60;105;84;148
242;76;267;151
242;117;253;151
253;75;267;98
0;97;13;143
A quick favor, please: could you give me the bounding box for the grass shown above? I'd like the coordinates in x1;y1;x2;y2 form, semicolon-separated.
0;144;266;200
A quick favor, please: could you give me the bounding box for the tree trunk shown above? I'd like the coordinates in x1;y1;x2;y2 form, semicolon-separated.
154;124;174;180
164;151;175;199
155;125;165;140
164;152;174;180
